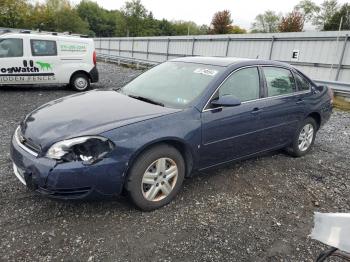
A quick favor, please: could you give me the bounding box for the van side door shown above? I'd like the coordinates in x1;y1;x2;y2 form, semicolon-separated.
29;38;60;84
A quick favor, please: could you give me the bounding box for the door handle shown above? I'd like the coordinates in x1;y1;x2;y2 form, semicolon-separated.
251;107;262;114
296;98;304;105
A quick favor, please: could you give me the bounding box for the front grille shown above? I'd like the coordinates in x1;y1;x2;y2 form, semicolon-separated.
22;138;41;154
14;127;40;156
37;187;92;198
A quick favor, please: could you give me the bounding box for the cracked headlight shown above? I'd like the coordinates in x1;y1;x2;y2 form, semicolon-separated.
46;136;115;165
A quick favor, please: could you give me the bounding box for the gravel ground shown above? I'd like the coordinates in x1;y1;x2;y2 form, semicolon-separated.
0;62;349;262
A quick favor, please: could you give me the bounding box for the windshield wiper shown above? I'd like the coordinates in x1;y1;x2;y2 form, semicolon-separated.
127;95;165;107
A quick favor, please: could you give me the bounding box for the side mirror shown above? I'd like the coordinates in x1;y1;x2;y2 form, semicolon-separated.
211;95;241;107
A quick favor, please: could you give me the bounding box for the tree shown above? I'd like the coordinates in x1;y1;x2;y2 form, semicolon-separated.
278;11;304;32
295;0;320;27
122;0;148;36
313;0;339;29
324;3;350;30
210;10;233;34
251;10;281;33
229;25;246;34
77;0;117;37
172;21;202;35
27;0;89;34
0;0;31;28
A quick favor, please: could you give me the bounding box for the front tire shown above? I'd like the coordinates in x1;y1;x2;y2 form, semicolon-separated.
70;73;90;92
126;144;185;211
287;117;317;157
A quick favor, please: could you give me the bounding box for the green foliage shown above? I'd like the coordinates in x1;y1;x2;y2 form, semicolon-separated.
77;1;117;37
324;3;350;30
313;0;339;29
295;0;320;22
0;0;30;28
251;10;281;33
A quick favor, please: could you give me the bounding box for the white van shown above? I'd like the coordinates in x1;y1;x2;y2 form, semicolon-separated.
0;31;98;91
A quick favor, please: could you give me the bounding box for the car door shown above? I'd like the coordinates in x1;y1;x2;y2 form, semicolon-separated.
29;38;60;84
200;66;265;168
0;37;28;84
254;66;306;148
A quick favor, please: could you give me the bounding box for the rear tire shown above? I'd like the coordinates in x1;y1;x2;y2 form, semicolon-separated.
70;73;90;92
126;144;185;211
287;117;317;157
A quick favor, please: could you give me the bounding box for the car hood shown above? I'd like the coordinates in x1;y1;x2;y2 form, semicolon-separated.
21;90;181;148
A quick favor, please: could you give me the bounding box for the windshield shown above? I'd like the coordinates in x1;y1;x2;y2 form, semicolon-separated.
120;61;224;108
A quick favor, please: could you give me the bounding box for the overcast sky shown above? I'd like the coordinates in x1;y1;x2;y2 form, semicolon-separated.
90;0;349;30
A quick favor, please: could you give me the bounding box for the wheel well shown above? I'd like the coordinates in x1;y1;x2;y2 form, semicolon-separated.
129;140;194;178
307;112;321;129
70;70;91;83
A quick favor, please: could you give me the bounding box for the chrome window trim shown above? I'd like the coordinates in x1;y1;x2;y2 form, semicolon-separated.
202;64;311;113
202;65;260;112
14;127;39;157
202;90;311;112
294;71;312;92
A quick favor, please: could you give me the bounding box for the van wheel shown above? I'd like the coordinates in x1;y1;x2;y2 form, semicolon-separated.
70;73;90;92
126;144;185;211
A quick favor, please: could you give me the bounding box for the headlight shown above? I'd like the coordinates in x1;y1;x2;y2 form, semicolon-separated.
46;136;115;165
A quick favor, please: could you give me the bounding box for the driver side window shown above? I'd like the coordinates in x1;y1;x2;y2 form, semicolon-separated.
218;67;260;102
0;38;23;58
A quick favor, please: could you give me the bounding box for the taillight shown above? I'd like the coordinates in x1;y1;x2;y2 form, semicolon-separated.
93;50;97;66
327;87;334;105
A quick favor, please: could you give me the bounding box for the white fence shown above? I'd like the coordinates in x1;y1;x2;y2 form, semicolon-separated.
95;31;350;85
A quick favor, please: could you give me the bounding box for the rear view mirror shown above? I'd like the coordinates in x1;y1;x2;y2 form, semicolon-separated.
211;95;241;107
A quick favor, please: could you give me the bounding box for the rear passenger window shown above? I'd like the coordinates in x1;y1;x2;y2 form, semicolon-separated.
218;67;260;102
295;73;311;91
263;67;295;97
0;38;23;58
31;40;57;56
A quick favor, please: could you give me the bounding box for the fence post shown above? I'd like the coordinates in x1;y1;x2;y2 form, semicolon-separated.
225;37;230;57
131;38;134;58
335;34;348;81
166;38;170;61
268;36;275;60
118;39;121;56
108;38;111;59
146;39;150;60
191;38;196;56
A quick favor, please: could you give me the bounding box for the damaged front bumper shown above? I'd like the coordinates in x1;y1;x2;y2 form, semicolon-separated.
10;135;127;200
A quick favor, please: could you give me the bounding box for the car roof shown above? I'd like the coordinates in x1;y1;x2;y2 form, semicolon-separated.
171;56;291;68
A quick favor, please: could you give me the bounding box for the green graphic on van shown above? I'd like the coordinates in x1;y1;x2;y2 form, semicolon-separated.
36;61;52;71
60;44;87;52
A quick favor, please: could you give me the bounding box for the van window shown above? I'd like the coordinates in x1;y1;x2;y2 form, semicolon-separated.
218;67;260;102
263;67;295;97
0;38;23;58
295;73;311;91
31;40;57;56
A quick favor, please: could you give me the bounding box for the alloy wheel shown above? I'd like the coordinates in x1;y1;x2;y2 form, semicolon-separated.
298;123;314;152
141;157;178;202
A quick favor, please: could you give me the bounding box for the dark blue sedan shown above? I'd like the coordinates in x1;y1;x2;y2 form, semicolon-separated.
10;57;333;210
